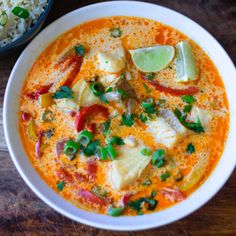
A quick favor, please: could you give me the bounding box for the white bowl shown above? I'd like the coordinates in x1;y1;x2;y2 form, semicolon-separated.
3;1;236;231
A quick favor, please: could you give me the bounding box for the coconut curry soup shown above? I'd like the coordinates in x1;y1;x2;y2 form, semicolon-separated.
19;16;229;216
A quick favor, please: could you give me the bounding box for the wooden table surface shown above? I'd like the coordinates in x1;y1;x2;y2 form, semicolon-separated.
0;0;235;235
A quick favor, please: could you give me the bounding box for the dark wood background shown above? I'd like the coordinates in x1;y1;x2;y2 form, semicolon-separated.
0;0;235;235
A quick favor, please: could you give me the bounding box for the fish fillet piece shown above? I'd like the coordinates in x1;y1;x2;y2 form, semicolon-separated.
110;145;151;190
97;47;126;73
160;109;187;134
146;117;177;148
188;106;211;127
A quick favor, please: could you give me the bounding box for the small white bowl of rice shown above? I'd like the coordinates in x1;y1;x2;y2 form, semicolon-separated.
0;0;53;55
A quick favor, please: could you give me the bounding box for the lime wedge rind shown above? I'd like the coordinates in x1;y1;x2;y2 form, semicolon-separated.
175;41;199;82
129;45;175;73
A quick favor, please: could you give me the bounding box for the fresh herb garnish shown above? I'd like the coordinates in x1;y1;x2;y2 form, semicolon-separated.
117;88;127;99
186;143;195;154
122;113;134;127
90;82;104;96
110;27;122;38
128;193;158;214
174;108;204;133
181;95;196;104
75;44;85;56
139;113;148;123
82;140;100;156
12;6;30;19
152;149;165;168
151;190;157;198
108;136;125;146
103;120;111;135
99;93;109;104
183;105;192;113
53;86;73;99
160;171;171;182
56;181;65;191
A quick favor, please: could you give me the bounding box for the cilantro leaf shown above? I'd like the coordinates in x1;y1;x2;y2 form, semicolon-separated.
75;44;85;56
56;181;65;191
174;108;204;133
53;86;73;99
122;113;134;127
181;95;196;104
186;143;195;154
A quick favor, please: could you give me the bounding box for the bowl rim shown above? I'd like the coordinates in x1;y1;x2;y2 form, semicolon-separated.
0;0;53;54
3;1;236;231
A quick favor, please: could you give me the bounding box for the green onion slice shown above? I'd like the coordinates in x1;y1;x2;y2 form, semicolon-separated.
141;98;154;109
77;130;93;146
110;28;122;38
63;140;79;155
94;145;108;160
0;11;8;27
12;6;30;19
107;206;125;216
106;144;117;160
90;82;104;96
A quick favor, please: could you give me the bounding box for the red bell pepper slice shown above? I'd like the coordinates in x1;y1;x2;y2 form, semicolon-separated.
26;83;53;100
141;75;199;96
60;54;83;87
75;104;109;132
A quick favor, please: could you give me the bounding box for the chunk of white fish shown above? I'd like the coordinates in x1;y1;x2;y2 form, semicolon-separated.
110;145;151;190
97;47;126;73
146;117;177;148
160;109;187;134
188;106;211;127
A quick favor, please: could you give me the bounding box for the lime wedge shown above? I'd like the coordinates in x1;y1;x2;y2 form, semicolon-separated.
175;41;199;82
129;45;175;73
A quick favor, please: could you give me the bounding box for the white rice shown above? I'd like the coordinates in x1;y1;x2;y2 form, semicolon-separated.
0;0;48;47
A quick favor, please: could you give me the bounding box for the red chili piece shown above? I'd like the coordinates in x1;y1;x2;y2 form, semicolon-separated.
75;104;109;132
141;75;199;96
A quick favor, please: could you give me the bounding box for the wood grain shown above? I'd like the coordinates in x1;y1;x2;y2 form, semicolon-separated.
0;0;235;235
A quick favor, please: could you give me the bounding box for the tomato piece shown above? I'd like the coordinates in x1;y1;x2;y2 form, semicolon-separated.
121;193;133;206
55;167;74;183
74;172;87;182
86;160;97;181
21;112;31;121
86;123;96;133
77;189;109;206
160;187;185;202
75;104;109;132
141;75;199;96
